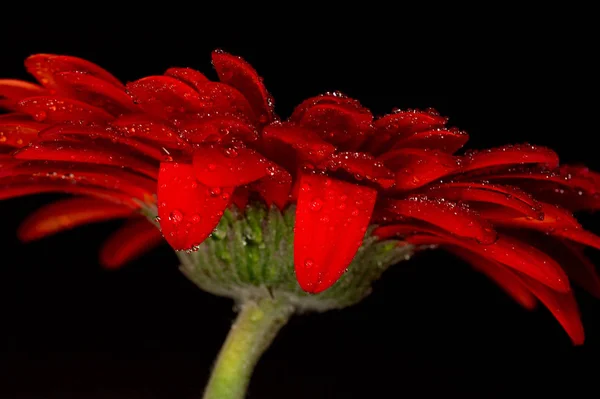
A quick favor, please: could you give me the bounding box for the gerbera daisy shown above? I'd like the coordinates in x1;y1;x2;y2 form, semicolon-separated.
1;50;599;399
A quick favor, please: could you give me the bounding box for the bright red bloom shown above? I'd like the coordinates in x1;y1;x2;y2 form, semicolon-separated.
2;51;600;344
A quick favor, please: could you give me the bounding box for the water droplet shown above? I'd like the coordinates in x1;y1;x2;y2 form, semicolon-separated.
309;198;323;211
169;209;183;224
190;213;201;223
33;111;47;121
304;259;314;269
224;146;238;158
209;187;222;197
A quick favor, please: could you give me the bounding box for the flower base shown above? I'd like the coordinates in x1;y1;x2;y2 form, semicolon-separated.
171;203;412;398
177;204;413;312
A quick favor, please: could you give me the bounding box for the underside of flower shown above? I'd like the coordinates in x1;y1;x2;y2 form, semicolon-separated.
2;50;600;344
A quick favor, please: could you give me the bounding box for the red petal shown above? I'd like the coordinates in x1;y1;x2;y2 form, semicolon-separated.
518;273;584;345
366;109;448;154
53;72;138;115
384;197;497;244
0;177;137;207
251;167;292;209
297;102;373;150
164;67;210;90
391;127;469;154
193;82;257;122
0;79;47;109
211;50;273;124
25;54;123;89
559;241;600;298
290;93;365;122
192;144;275;186
262;122;336;163
0;119;46;148
294;173;377;293
425;182;542;218
379;148;461;190
482;166;600;212
461;144;559;174
100;218;164;269
157;162;232;250
38;123;167;161
449;248;537;310
451;247;584;345
18;197;133;242
125;76;202;121
1;160;156;201
111;114;190;150
14;141;158;179
481;202;600;250
179;114;258;144
231;186;250;211
17;96;114;123
322;152;395;189
406;233;570;292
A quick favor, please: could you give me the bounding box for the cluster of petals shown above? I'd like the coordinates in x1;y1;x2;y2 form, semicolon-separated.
2;50;600;344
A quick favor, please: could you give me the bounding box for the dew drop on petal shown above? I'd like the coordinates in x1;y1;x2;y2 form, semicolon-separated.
169;209;183;224
309;198;323;211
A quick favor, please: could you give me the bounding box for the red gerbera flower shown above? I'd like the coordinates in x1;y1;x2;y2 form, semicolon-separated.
1;50;599;346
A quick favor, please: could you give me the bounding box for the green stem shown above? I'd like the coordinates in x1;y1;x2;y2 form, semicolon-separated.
202;298;293;399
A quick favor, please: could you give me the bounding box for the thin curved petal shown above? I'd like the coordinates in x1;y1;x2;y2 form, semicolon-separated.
111;114;190;150
179;114;258;144
53;72;138;115
323;152;395;188
164;67;210;90
14;141;159;179
366;109;448;154
518;273;584;345
0;119;46;148
391;127;469;154
425;182;542;219
0;177;138;207
38;124;167;161
297;102;373;150
461;144;559;174
157;162;232;250
449;247;537;310
0;79;47;109
482;166;600;212
25;54;123;89
294;173;377;293
384;197;497;244
262;122;336;163
192;144;275;186
211;50;274;124
100;218;164;269
193;82;257;122
125;76;203;120
290;93;365;122
2;160;156;200
17;96;114;123
18;197;133;242
452;247;583;345
405;233;570;292
481;202;600;250
379;148;461;190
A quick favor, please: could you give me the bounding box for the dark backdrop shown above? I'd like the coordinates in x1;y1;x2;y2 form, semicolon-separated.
1;19;598;398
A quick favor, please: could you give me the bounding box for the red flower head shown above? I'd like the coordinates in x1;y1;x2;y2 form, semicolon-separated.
2;50;599;345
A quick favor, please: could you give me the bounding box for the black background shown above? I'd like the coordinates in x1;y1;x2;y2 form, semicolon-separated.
1;17;598;398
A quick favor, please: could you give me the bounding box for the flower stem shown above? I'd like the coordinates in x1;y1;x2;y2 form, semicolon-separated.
202;298;293;399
